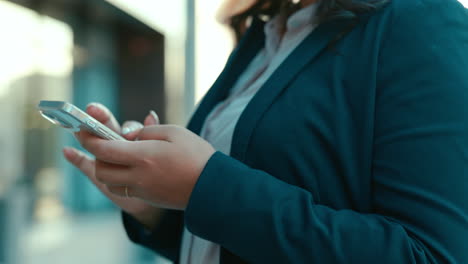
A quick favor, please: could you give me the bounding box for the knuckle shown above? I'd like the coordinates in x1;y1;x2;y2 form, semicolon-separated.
145;156;156;166
166;124;179;130
80;140;89;151
106;185;118;195
80;136;93;152
137;156;153;167
74;153;86;167
95;175;105;183
95;171;106;183
165;124;179;134
133;177;145;188
168;125;183;139
74;132;81;142
93;143;106;158
136;128;149;139
107;150;124;163
174;125;185;134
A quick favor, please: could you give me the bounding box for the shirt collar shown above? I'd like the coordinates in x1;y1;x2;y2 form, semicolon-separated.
263;2;320;56
286;2;320;32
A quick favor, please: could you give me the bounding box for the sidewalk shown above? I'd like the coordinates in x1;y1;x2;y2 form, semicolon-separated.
22;211;171;264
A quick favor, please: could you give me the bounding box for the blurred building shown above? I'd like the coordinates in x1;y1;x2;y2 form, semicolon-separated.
0;0;237;262
0;0;193;263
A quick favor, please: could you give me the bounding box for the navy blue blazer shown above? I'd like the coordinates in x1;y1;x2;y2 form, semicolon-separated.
123;0;468;263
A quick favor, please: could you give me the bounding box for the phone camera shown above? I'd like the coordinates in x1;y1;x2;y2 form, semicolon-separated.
40;112;74;129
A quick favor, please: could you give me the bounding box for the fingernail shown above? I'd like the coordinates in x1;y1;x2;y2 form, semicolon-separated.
122;127;132;135
86;102;98;109
122;125;138;135
86;103;101;114
88;102;107;111
150;110;159;123
63;147;75;157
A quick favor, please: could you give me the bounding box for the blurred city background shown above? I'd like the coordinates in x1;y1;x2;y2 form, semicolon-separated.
0;0;467;264
0;0;233;263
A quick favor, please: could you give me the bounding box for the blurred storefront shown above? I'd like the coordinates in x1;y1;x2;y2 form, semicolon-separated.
0;0;189;263
0;0;239;262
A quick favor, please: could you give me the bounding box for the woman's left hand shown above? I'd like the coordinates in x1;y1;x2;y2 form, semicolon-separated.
75;125;216;210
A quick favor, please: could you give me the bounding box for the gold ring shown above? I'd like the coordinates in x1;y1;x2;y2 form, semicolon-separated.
125;186;129;198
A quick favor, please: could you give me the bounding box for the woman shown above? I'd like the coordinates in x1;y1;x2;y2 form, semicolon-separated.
63;0;468;263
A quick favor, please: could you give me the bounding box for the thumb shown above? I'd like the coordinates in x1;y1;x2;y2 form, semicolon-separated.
137;125;177;142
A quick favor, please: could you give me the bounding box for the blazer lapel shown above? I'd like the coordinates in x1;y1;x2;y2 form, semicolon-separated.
230;20;345;161
187;18;266;134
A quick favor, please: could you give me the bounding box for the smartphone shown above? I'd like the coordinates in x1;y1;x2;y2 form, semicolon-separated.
38;100;125;141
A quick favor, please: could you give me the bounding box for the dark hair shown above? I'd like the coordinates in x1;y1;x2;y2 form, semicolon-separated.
229;0;390;43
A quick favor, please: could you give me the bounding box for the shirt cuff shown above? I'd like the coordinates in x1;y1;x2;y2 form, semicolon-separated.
121;211;154;244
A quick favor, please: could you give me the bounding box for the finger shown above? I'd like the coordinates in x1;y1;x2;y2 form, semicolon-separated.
79;133;151;165
106;185;133;198
74;129;96;147
144;110;160;126
86;102;121;133
121;121;144;140
63;147;95;177
137;124;180;142
63;147;121;200
121;110;159;140
95;159;134;186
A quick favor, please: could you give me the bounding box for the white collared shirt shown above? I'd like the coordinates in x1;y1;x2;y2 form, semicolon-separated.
180;3;320;263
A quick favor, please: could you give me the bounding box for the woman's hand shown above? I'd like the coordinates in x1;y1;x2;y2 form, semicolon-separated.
63;103;162;229
74;124;216;210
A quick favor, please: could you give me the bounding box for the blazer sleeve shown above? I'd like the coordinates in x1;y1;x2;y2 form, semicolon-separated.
184;0;468;263
122;210;184;262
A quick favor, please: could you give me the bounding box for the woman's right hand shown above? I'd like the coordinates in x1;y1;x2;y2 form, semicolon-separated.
62;103;162;230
